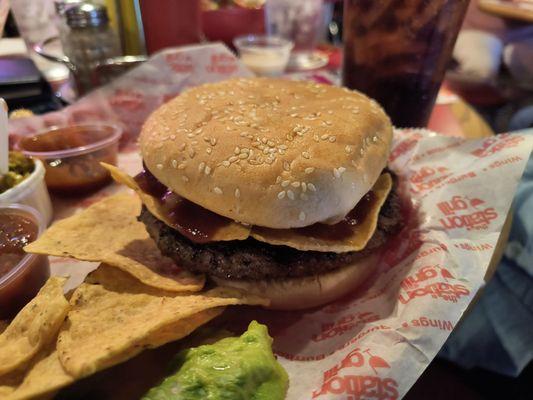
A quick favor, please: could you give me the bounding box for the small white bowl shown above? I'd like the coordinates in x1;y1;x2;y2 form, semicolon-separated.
0;159;53;225
234;35;294;76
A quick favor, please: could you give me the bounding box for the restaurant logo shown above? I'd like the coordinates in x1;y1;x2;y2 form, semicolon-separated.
109;88;145;111
165;53;194;73
389;133;423;162
312;312;380;342
437;195;497;231
409;166;451;193
398;264;469;304
312;348;398;399
471;134;524;158
206;53;238;74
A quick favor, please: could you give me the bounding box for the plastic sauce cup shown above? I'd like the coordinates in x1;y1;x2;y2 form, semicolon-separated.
0;158;53;225
17;124;122;196
0;204;50;319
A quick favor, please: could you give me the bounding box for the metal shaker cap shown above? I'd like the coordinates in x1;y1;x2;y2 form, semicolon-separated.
54;0;83;16
66;3;109;28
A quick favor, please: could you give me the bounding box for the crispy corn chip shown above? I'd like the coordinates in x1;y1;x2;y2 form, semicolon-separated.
251;173;393;252
104;164;391;252
103;163;251;241
24;194;204;292
0;346;73;400
57;281;268;378
0;277;69;377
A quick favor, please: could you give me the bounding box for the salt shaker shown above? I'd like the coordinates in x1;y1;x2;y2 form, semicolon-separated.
62;3;121;95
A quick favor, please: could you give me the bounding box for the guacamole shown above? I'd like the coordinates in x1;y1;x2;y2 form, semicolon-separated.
0;152;34;194
143;321;288;400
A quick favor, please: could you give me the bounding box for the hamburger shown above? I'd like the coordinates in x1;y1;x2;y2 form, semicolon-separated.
128;77;401;310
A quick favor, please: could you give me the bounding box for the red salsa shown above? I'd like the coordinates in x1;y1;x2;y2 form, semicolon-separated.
0;209;49;319
18;125;119;195
0;213;38;278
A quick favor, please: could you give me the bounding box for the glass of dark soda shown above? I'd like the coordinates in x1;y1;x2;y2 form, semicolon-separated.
342;0;470;127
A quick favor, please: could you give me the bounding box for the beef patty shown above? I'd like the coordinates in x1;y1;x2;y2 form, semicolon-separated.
140;185;402;281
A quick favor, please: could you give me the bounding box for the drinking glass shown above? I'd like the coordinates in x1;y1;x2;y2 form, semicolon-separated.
342;0;471;127
265;0;328;70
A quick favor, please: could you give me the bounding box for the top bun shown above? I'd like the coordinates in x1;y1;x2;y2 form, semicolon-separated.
140;77;392;229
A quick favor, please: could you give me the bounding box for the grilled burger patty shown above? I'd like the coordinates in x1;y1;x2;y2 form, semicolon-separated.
140;185;402;281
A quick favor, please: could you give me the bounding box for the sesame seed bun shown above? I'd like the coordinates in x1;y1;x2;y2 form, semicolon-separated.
212;253;378;310
140;77;392;229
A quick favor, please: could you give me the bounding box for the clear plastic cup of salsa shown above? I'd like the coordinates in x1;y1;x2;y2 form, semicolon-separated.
0;204;50;319
17;124;122;196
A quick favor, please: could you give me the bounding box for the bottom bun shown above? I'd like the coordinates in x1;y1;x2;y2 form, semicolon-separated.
212;253;378;310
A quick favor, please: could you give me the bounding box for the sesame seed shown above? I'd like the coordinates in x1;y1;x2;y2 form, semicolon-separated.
171;159;178;168
187;133;195;138
291;181;300;187
178;163;187;170
327;110;333;114
182;176;189;182
307;183;317;192
329;136;336;143
372;135;378;142
222;160;230;167
198;162;205;172
321;134;329;140
235;188;240;198
156;163;163;170
333;168;341;178
305;167;315;174
345;145;352;153
276;176;282;184
239;153;248;159
277;191;286;199
189;149;195;158
281;180;290;187
302;152;310;159
360;148;364;156
234;147;240;154
170;135;176;140
287;190;295;200
204;166;211;175
299;211;306;221
229;156;238;163
206;148;212;154
302;182;307;192
283;161;291;171
279;144;288;150
214;187;223;195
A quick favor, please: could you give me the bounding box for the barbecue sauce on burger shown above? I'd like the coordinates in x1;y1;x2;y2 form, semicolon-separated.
135;168;378;243
134;169;231;243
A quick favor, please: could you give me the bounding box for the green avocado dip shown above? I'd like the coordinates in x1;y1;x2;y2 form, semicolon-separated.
0;152;34;194
143;321;289;400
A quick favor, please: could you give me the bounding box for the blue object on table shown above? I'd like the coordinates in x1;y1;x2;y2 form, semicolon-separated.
439;128;533;377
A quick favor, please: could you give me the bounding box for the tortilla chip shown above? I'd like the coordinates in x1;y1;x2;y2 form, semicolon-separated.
104;164;392;253
24;194;204;292
0;277;69;377
57;282;268;378
103;163;251;241
0;346;73;400
251;173;393;252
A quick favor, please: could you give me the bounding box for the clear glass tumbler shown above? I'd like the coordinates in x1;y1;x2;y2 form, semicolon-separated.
265;0;328;70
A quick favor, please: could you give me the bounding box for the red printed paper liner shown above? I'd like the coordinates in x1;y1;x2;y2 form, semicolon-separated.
7;43;533;399
211;130;533;400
